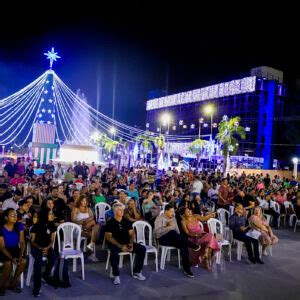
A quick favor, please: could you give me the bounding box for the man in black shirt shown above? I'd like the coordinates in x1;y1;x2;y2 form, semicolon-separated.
30;210;57;297
105;203;146;285
48;187;67;223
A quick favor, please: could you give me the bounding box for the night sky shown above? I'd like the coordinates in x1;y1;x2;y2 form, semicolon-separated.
0;4;299;129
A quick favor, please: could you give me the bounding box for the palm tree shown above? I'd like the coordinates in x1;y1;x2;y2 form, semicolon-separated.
216;116;246;174
189;138;207;168
154;134;165;151
136;132;155;165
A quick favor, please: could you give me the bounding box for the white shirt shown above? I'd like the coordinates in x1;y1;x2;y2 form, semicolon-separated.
2;198;19;211
208;187;219;200
191;180;203;194
258;198;275;210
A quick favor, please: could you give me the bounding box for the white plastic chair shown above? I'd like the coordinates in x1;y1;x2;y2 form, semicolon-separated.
273;202;282;227
158;243;181;270
95;203;111;224
57;222;85;280
0;262;24;289
105;249;134;276
263;214;272;226
13;264;24;289
95;203;111;249
207;218;231;264
198;221;204;231
289;214;300;232
217;208;231;241
206;200;215;212
132;220;158;272
229;205;235;216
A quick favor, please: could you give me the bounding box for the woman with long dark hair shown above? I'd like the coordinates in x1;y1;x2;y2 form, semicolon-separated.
0;208;26;295
30;209;57;297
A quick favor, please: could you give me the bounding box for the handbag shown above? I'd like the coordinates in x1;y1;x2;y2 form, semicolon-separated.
246;229;262;240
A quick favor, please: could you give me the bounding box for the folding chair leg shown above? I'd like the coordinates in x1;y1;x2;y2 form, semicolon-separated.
155;251;158;272
144;253;148;266
81;257;85;280
130;254;133;276
73;258;77;272
177;249;181;269
105;251;111;270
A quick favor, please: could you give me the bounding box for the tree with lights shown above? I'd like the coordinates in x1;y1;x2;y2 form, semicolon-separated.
216;116;246;175
189;138;207;169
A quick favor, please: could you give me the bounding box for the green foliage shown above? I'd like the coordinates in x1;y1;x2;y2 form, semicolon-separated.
189;139;207;155
216;116;246;157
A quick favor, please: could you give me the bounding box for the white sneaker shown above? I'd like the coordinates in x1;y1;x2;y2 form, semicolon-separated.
87;242;95;252
263;250;268;256
132;273;146;281
88;254;99;262
113;276;121;285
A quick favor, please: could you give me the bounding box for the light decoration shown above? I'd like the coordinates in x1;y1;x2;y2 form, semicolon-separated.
179;120;183;125
146;76;256;110
245;126;251;132
172;125;176;130
203;123;208;128
44;47;61;69
222;115;228;121
190;124;195;129
183;125;187;129
146;123;149;128
213;122;218;128
1;49;210;148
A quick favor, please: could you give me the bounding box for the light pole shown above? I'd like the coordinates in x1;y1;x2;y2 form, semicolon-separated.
198;117;204;139
160;112;171;135
204;104;214;140
109;127;116;140
292;157;298;179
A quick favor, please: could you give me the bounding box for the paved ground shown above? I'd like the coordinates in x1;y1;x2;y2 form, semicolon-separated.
2;227;300;300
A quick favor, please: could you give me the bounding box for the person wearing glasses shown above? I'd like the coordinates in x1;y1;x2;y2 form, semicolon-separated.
0;208;26;296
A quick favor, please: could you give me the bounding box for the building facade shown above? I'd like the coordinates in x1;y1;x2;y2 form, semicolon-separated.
146;67;286;169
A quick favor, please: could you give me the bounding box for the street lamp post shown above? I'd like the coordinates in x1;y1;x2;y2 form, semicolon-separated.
198;118;204;139
204;104;214;140
292;157;298;179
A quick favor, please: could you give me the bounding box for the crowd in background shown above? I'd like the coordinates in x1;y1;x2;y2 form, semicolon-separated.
0;156;299;296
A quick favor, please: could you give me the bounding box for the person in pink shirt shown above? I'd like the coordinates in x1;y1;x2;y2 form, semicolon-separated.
256;180;265;191
89;162;97;179
9;174;26;186
276;190;287;206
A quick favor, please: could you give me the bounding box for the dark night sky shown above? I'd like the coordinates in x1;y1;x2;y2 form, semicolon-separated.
0;3;299;128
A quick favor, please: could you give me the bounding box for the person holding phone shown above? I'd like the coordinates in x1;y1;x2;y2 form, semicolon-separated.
105;203;146;285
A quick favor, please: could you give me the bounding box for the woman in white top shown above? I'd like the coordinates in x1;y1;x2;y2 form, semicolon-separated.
71;195;100;261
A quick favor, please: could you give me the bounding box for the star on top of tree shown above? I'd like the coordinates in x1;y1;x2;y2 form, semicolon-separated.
44;47;61;69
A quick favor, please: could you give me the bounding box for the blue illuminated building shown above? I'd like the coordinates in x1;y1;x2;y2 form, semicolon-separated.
146;66;286;169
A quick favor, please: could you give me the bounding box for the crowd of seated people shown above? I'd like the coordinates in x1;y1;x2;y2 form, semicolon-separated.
0;157;299;296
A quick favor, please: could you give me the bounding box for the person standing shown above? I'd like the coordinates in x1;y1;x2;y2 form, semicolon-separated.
218;179;230;210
